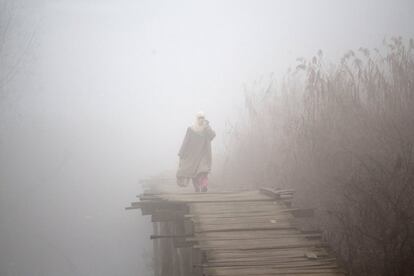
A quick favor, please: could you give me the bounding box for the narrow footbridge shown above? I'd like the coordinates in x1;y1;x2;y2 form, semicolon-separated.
127;182;344;276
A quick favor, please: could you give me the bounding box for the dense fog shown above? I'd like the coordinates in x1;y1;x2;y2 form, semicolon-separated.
1;1;413;276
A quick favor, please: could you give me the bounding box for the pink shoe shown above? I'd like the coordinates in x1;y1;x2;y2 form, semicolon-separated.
199;175;208;193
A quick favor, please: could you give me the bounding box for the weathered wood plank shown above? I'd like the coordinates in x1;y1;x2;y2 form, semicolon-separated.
130;188;343;276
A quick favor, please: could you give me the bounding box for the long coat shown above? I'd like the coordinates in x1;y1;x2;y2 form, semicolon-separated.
176;125;216;179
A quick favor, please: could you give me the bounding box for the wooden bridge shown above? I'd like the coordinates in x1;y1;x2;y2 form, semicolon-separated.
126;180;344;276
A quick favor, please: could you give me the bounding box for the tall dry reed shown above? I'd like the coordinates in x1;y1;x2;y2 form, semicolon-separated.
220;37;414;276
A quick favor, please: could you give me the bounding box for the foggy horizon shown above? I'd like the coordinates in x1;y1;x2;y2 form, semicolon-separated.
1;0;414;275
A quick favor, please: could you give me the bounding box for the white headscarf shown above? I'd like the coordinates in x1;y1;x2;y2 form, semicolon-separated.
191;111;206;132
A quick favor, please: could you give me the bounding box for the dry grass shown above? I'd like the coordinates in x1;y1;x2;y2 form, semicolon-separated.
219;37;414;276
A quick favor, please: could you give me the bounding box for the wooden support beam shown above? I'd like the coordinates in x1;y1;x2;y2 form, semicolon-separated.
151;210;187;222
174;237;197;248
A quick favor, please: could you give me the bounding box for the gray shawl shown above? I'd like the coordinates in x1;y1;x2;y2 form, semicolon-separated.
176;125;215;179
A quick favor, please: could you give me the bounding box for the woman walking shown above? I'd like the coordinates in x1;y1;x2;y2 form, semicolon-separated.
176;112;215;192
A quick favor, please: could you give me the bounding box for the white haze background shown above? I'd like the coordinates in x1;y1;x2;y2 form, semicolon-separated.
0;0;413;275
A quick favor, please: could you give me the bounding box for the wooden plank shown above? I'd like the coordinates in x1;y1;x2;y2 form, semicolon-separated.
125;206;139;210
135;189;342;276
259;187;295;199
285;208;315;218
150;234;192;240
151;210;186;222
129;201;189;216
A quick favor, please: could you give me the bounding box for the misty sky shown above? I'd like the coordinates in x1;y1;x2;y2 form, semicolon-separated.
1;0;413;275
